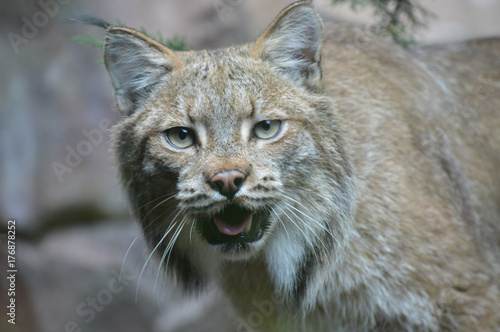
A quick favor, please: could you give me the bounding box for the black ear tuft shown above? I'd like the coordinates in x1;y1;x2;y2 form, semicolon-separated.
68;15;111;29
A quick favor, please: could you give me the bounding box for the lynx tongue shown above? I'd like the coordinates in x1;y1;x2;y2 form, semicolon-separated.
214;206;253;236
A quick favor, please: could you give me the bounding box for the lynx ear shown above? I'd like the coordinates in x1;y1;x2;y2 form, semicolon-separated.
251;1;323;92
104;27;183;115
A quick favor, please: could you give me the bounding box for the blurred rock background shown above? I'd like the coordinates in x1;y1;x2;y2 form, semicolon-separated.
0;0;499;331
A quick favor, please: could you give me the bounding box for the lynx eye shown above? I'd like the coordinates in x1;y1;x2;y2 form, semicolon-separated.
165;127;196;149
253;120;282;140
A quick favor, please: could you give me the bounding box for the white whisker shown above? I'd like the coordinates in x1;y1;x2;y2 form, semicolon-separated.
284;204;326;257
154;216;187;307
274;205;317;260
281;197;335;246
189;216;198;245
269;206;291;242
120;236;140;283
135;208;183;302
139;192;179;225
298;187;331;203
120;192;179;283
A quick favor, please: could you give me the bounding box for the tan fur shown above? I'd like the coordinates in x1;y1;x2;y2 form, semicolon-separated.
89;1;500;331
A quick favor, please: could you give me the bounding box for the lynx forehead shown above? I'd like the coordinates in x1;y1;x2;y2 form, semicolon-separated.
79;1;500;331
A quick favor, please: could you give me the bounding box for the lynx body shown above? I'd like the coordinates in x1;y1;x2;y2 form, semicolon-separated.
82;2;500;331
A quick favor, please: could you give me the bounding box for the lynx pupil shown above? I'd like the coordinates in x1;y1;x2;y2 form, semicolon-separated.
261;120;271;131
178;129;188;140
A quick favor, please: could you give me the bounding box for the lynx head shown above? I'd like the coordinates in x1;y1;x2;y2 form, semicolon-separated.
104;1;354;293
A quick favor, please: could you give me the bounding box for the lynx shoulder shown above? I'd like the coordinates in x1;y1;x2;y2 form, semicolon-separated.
78;1;500;331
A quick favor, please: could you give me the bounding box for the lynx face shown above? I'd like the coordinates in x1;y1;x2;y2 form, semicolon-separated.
140;59;325;256
101;2;354;289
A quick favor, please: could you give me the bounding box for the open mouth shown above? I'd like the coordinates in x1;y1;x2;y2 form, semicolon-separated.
199;204;267;245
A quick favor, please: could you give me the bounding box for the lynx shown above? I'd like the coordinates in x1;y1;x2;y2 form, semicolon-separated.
77;1;500;331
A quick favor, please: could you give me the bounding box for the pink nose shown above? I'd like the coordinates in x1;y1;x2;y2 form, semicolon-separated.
210;170;246;199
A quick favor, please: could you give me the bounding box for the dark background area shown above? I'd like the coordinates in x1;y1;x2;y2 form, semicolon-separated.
1;0;499;331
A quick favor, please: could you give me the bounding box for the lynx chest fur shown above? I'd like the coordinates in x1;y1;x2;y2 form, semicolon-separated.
81;1;500;331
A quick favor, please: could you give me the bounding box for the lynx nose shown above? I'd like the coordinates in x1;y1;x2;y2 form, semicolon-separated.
210;170;246;199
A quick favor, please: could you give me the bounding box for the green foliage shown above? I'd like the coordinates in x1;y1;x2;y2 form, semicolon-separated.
72;34;104;48
331;0;434;46
138;27;189;51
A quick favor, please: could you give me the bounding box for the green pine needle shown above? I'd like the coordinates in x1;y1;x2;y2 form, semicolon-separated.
331;0;435;46
71;34;104;48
